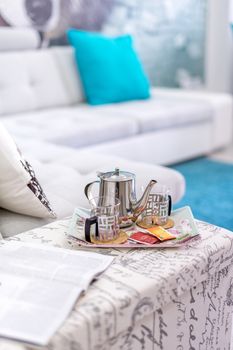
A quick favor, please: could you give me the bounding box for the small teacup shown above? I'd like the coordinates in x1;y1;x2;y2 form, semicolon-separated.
141;185;172;226
85;196;120;243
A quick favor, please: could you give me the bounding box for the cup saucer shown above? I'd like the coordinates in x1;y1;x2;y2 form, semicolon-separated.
136;217;174;230
91;230;128;245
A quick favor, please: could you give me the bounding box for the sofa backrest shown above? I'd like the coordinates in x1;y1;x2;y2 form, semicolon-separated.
0;46;84;116
51;47;84;105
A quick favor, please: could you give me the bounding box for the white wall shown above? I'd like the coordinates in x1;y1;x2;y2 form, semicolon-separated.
205;0;233;93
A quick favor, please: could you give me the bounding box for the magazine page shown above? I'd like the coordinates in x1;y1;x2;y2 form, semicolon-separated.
0;241;113;345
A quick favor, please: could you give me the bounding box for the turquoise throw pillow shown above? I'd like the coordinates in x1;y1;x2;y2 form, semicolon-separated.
67;30;150;105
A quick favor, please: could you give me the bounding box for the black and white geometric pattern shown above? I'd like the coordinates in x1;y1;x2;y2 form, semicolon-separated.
21;159;55;217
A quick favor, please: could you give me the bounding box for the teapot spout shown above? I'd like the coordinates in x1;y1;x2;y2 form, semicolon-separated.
131;180;157;221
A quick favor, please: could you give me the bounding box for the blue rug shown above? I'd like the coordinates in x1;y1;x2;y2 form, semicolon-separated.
171;158;233;231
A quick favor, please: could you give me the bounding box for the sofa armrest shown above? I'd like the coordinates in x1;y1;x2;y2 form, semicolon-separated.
152;87;233;149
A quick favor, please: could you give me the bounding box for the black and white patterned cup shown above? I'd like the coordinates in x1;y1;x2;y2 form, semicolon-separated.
85;197;120;242
141;185;172;226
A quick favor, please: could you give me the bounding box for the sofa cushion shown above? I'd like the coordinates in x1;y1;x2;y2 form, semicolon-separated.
0;123;55;218
30;152;185;209
13;138;185;204
0;142;185;238
67;30;150;105
0;50;71;116
153;88;233;150
2;106;138;148
51;47;85;104
93;88;213;132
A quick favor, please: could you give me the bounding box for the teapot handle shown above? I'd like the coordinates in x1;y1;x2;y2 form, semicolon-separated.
84;180;100;200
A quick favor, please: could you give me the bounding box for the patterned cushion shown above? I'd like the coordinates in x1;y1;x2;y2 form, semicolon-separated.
0;123;55;218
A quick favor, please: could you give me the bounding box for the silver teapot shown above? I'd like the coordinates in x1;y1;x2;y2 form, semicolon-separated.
84;168;157;227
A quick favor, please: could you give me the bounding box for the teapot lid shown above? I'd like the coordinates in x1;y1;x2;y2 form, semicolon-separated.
98;168;135;182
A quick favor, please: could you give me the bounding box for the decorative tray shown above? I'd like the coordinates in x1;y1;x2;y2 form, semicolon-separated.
68;206;199;249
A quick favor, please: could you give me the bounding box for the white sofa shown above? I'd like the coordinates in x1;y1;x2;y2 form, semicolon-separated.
1;47;232;164
0;46;232;237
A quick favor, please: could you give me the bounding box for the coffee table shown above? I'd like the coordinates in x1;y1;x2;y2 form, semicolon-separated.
2;218;233;350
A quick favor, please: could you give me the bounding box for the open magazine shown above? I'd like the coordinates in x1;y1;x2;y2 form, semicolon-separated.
0;241;113;345
69;206;199;248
